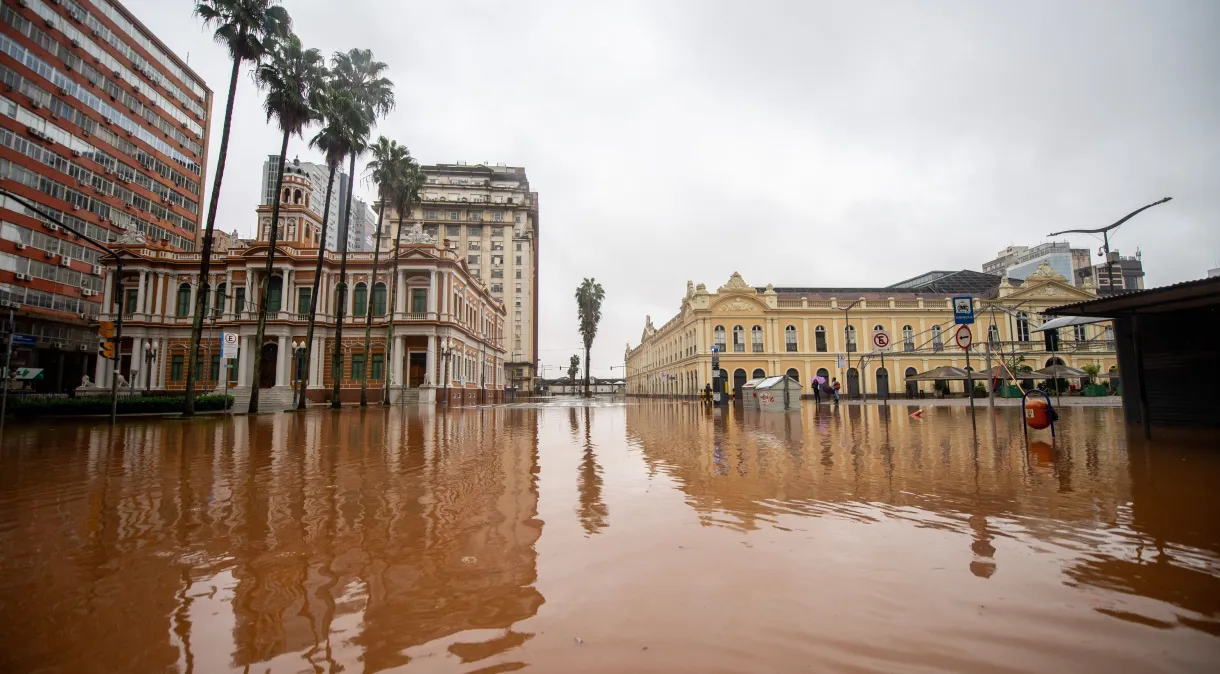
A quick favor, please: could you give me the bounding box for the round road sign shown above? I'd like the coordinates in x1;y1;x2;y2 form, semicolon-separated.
872;329;891;351
955;325;972;350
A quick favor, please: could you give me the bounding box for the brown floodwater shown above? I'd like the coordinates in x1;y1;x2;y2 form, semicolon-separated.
1;400;1218;673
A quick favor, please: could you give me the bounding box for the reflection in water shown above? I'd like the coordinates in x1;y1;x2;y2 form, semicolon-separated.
1;401;1219;672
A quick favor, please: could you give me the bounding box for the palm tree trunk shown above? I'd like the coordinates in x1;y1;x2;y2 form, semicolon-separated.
359;199;387;406
331;153;358;408
183;57;241;416
296;162;339;410
382;195;408;405
584;346;591;398
248;130;291;414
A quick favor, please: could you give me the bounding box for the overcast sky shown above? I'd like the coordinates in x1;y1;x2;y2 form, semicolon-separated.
129;0;1218;378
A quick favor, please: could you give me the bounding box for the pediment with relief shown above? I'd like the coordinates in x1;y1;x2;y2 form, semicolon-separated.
712;296;765;314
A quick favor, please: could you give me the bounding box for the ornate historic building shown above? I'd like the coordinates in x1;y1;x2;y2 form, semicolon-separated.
626;264;1115;399
94;163;506;408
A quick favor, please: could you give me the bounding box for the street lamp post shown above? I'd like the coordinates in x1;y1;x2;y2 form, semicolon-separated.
1048;197;1171;296
142;342;158;396
291;340;306;409
441;338;453;407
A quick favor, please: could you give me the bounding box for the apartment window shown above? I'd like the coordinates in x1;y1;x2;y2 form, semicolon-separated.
493;211;504;221
467;254;480;266
468;210;482;221
491;269;504;279
352;354;366;380
491;255;504;265
267;276;282;313
814;326;827;352
371;354;384;380
931;325;943;351
170;354;184;381
446;225;461;236
469;225;483;238
492;227;504;237
447;211;460;220
491;283;502;294
515;256;522;265
515;311;522;321
514;214;521;223
491;241;504;251
515;270;522;279
515;242;522;251
353;282;367;317
297;288;311;315
372;283;387;316
845;325;857;352
424;209;438;219
175;283;191;316
732;325;745;353
785;325;797;352
902;325;914;351
425;225;439;239
468;240;481;251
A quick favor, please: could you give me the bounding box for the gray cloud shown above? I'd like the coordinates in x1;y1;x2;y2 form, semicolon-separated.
130;0;1219;377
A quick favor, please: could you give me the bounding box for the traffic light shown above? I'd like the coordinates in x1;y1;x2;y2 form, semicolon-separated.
98;321;116;360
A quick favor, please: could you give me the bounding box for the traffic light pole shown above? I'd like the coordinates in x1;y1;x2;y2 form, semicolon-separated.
0;189;128;426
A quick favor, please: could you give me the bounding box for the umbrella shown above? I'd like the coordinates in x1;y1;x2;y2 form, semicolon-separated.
904;366;990;381
1030;364;1090;379
1033;315;1109;333
812;375;826;384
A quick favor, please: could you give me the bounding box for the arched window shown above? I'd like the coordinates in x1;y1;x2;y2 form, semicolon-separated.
751;325;764;352
282;188;290;203
372;282;387;316
1046;357;1065;366
844;325;857;352
732;325;745;352
816;367;829;380
1016;311;1030;342
988;324;1000;345
931;325;943;351
713;326;726;350
786;367;799;382
1073;324;1087;342
175;283;191;317
214;282;227;317
752;368;766;379
267;275;282;312
815;325;827;352
785;325;797;352
874;324;885;332
293;189;302;204
353;282;368;317
902;325;914;351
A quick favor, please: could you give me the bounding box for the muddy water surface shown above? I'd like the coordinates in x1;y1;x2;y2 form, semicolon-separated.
1;401;1218;673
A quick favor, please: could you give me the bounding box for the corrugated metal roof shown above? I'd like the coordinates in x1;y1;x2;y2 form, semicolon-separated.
1048;276;1220;316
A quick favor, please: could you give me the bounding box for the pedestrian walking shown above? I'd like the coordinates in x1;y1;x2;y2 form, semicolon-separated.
832;377;841;404
812;378;821;404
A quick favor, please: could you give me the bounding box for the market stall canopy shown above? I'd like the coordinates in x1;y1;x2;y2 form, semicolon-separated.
1033;315;1109;333
1029;364;1090;379
904;366;989;381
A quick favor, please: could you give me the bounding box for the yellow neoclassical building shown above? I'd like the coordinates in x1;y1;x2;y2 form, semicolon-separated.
625;264;1116;398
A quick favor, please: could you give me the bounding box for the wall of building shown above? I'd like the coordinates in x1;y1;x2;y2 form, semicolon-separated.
0;0;211;392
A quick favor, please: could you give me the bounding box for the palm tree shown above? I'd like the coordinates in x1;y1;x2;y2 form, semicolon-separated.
295;86;367;410
383;156;424;405
575;278;605;398
184;0;291;416
329;48;394;409
247;33;327;414
358;136;408;406
568;354;580;387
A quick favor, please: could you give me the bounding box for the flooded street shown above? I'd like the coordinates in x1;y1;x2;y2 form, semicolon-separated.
1;401;1218;673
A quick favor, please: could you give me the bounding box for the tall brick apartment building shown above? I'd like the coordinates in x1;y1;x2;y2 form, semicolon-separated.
0;0;211;392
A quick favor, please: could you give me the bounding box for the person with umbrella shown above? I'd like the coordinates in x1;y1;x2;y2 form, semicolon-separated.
811;375;824;404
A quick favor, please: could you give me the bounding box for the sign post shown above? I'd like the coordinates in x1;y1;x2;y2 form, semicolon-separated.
956;325;975;414
872;328;891;404
711;345;725;406
221;333;239;413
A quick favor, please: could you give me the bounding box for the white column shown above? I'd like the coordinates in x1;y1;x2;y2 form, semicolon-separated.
276;334;289;387
135;271;146;317
93;350;107;387
391;334;405;386
429;270;438;319
101;268;114;311
426;333;437;386
130;337;143;383
237;335;251;386
396;269;407;316
223;270;234;317
309;334;323;386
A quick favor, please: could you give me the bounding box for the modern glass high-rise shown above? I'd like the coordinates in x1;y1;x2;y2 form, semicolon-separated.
0;0;212;392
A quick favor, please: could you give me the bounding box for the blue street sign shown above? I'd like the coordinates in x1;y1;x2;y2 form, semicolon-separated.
953;296;975;325
11;334;36;347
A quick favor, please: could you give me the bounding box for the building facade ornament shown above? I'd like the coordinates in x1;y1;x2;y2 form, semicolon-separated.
719;272;752;293
401;222;436;245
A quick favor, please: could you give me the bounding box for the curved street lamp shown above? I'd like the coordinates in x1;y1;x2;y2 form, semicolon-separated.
1048;197;1171;295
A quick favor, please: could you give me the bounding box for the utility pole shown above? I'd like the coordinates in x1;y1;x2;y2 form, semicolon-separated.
1048;197;1171;297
